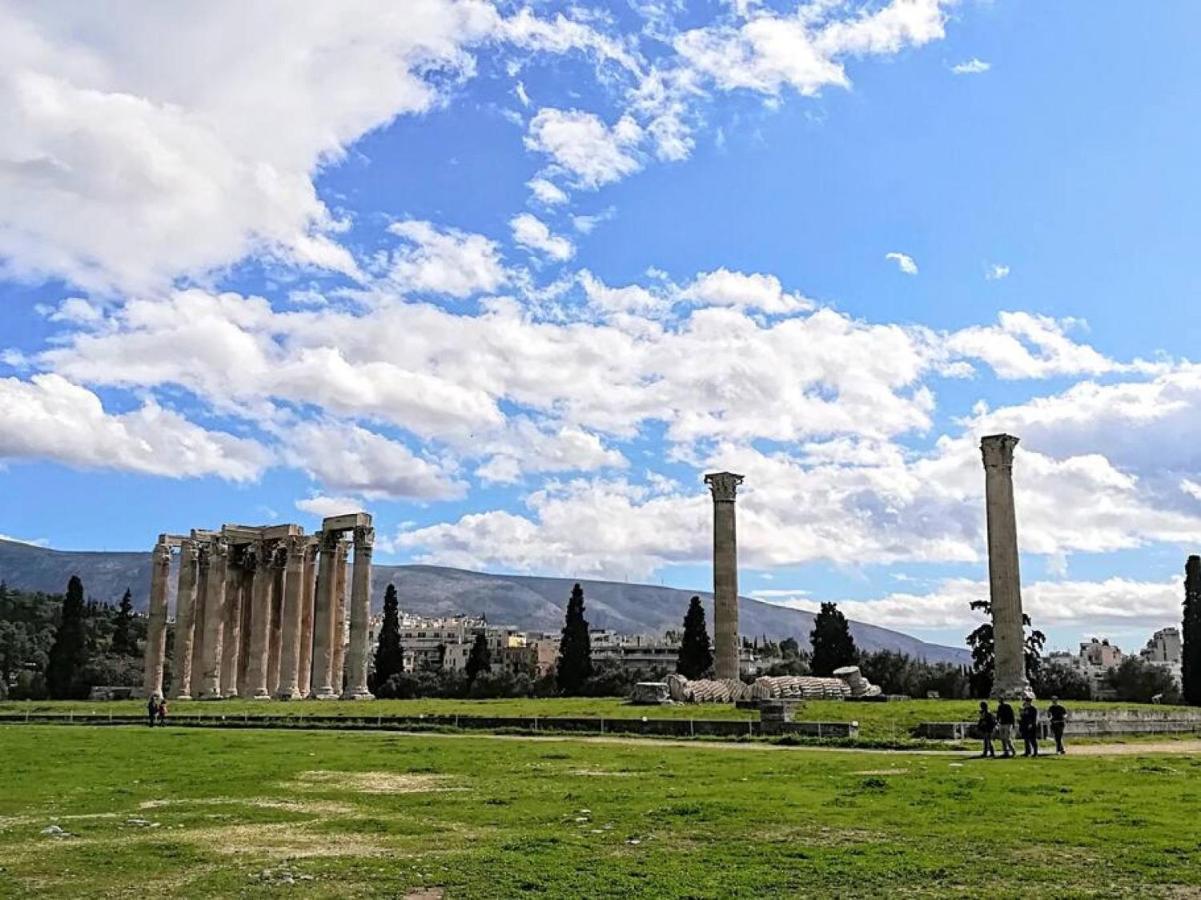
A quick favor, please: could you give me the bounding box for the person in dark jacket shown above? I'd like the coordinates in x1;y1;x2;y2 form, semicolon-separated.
1047;697;1068;754
1019;698;1039;757
995;698;1016;758
146;695;158;728
976;701;997;758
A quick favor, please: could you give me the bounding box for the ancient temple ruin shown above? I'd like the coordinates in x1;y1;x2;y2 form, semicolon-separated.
142;513;374;700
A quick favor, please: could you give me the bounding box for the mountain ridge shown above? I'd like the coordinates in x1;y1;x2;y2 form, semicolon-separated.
0;538;969;665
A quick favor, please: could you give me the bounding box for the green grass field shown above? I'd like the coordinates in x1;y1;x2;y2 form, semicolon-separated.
2;725;1201;898
0;697;1192;743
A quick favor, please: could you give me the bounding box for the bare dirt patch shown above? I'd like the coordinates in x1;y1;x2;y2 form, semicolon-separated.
851;768;910;776
568;769;636;777
286;770;462;794
140;796;357;816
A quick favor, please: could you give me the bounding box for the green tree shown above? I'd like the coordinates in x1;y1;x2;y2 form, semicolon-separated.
1183;555;1201;705
465;632;491;685
556;583;592;694
110;588;136;656
372;584;404;694
46;576;89;699
809;602;857;676
1106;657;1181;704
1030;659;1092;700
780;637;801;659
676;595;713;679
965;598;1046;698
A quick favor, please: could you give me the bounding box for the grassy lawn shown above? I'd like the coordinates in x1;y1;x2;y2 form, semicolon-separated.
2;725;1201;897
0;698;1194;743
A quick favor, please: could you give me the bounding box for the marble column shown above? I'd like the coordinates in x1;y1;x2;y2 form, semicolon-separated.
309;531;340;699
981;434;1029;698
296;541;318;697
705;472;744;682
170;540;199;700
342;525;375;699
275;536;306;699
142;536;172;699
236;563;254;688
196;539;229;699
331;542;349;694
189;549;210;695
267;548;285;693
220;551;243;697
241;543;274;699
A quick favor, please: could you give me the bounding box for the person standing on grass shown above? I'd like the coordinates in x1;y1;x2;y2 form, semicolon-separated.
976;701;997;758
1048;696;1068;755
146;695;158;728
995;697;1016;758
1019;697;1040;757
156;697;168;727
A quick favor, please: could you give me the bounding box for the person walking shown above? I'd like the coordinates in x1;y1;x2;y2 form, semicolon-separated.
995;697;1016;758
156;697;168;727
146;695;158;728
976;701;997;758
1048;696;1068;755
1019;697;1040;757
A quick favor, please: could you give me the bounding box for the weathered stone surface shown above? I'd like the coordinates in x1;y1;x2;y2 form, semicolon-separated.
981;434;1029;699
705;472;744;682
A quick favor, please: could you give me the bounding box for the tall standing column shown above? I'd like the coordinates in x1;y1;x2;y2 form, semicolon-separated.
142;536;172;699
342;524;375;699
331;541;349;694
236;566;254;688
189;549;210;694
309;532;340;699
296;541;318;696
242;544;274;699
170;540;199;700
981;434;1029;698
220;551;243;697
196;539;229;699
267;548;285;693
275;536;306;699
705;472;744;682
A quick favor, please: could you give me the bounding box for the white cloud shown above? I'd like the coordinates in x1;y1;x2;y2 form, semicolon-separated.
986;263;1010;280
294;494;367;520
527;177;569;206
680;268;814;314
387;220;509;298
525;108;643;189
475;419;627;483
952;58;991;75
0;373;268;480
285;421;466;501
578;270;665;315
509;213;575;261
885;251;919;275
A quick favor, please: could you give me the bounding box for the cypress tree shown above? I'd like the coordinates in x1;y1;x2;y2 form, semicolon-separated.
676;595;714;679
1184;556;1201;705
809;601;858;676
372;584;404;693
46;576;89;699
556;583;592;694
110;588;136;656
465;632;491;685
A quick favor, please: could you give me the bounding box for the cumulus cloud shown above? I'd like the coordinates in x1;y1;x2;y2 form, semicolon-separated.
885;251;919;275
0;373;268;480
294;494;368;520
986;263;1010;280
525;108;644;189
387;220;509;298
509;213;575;261
680;268;814;314
527;177;569;206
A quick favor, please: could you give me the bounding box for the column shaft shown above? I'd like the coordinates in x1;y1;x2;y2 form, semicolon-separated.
267;558;285;693
196;540;229;699
296;543;317;696
309;533;340;699
982;434;1029;698
330;543;349;694
142;538;172;699
236;568;253;688
241;546;274;699
275;537;306;699
706;472;744;682
342;525;375;699
220;556;243;697
189;558;210;695
170;541;199;700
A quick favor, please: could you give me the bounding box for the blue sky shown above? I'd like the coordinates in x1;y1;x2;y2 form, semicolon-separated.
2;0;1200;652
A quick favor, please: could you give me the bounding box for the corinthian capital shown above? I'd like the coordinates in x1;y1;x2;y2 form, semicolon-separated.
354;525;375;551
704;471;744;503
980;434;1020;470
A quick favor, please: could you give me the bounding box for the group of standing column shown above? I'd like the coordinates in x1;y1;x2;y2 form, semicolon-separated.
142;514;374;701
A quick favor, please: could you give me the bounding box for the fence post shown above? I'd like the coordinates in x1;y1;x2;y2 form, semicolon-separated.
690;718;694;737
817;722;822;738
600;716;605;735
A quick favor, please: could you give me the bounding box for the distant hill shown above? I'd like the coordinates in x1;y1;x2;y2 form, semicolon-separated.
0;538;969;665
